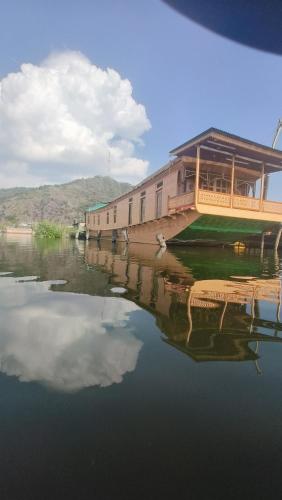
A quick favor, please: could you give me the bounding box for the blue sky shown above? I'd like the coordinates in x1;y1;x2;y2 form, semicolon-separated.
0;0;281;197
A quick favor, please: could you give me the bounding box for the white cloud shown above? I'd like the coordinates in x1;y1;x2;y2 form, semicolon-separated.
0;161;47;188
0;276;143;391
0;51;151;187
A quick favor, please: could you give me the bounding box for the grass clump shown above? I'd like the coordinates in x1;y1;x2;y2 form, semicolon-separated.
34;221;65;239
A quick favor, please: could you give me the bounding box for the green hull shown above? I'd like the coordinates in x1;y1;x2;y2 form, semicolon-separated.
172;215;278;244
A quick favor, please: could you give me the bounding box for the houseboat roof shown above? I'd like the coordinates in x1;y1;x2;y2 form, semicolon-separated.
170;127;282;173
85;202;108;212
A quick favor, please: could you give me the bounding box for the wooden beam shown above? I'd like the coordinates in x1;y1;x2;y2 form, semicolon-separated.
200;144;282;169
264;174;269;200
259;163;265;211
195;146;200;205
212;131;282;161
230;155;235;208
182;156;261;179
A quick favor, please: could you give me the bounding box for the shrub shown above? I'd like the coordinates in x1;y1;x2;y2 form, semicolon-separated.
34;221;65;239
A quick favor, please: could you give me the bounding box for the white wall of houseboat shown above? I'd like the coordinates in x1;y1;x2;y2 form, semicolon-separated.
86;164;180;232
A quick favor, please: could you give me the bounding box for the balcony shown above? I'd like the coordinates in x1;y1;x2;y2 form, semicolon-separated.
168;189;282;220
198;189;282;215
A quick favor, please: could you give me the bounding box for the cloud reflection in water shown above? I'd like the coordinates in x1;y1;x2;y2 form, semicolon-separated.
0;276;142;392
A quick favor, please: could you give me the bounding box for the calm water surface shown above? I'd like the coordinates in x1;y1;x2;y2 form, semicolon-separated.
0;235;281;499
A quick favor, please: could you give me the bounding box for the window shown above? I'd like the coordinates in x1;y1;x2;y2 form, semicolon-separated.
106;211;109;224
128;198;133;225
113;205;117;223
235;180;254;197
199;171;210;190
155;185;162;218
93;215;95;225
177;170;182;194
184;179;195;193
98;215;100;225
140;192;146;223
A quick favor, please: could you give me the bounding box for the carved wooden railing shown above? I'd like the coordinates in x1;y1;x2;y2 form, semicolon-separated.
198;189;230;207
197;189;282;216
169;188;282;216
232;195;260;211
168;192;195;212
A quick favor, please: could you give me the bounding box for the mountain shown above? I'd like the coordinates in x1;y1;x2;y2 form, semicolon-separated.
0;176;132;225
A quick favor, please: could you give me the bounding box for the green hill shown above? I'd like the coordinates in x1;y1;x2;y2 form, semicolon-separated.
0;176;131;225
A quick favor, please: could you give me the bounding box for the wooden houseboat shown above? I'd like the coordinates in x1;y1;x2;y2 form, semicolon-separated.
85;128;282;246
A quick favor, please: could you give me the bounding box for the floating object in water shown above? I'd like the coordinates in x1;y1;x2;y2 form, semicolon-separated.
234;241;246;249
111;287;127;294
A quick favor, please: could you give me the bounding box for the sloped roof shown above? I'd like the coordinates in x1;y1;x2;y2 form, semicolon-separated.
170;127;282;173
85;202;108;212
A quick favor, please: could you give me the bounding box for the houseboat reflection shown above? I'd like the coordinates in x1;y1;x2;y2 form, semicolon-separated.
85;241;282;369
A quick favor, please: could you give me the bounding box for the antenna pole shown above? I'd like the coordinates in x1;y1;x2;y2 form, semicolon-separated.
272;119;282;149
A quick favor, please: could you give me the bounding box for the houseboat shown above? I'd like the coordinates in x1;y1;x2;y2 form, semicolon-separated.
85;128;282;247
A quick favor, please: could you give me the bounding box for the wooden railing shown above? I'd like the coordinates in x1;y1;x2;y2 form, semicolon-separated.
168;192;195;212
198;190;230;207
198;189;282;215
232;195;260;211
263;200;282;215
168;188;282;217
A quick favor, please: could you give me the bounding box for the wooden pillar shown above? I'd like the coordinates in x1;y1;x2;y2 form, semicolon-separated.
274;225;282;252
264;174;269;200
195;145;200;204
259;163;265;211
230;155;235;208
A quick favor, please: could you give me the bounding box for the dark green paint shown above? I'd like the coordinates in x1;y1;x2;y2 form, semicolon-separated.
174;214;278;243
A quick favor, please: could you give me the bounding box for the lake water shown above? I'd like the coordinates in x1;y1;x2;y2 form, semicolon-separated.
0;235;281;499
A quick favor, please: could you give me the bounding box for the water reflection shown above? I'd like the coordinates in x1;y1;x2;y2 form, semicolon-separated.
0;274;142;391
85;242;282;368
0;237;281;499
0;236;281;392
